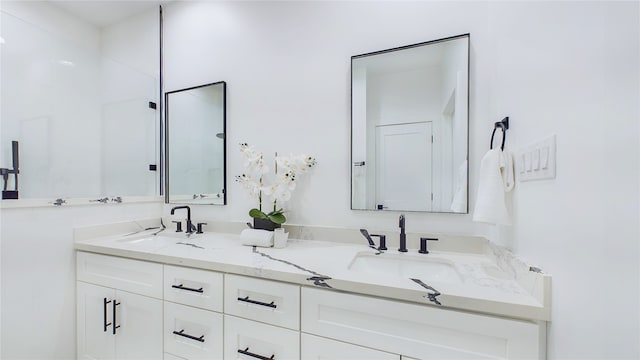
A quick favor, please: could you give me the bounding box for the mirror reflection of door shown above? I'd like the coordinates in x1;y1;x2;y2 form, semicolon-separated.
375;122;432;211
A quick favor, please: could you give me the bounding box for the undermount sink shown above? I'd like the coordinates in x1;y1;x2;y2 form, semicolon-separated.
348;252;463;283
116;234;182;250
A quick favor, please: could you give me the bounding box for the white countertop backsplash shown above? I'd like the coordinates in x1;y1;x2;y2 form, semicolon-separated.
74;218;551;321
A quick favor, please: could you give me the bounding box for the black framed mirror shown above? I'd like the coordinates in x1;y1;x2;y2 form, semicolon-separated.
165;81;226;205
351;34;469;213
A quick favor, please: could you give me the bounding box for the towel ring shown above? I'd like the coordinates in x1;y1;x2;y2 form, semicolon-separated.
490;117;509;151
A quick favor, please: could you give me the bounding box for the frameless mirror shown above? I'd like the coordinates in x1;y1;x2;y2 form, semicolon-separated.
165;81;226;204
351;34;469;213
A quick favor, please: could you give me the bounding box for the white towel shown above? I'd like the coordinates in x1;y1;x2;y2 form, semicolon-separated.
473;149;514;225
450;160;468;213
240;229;274;247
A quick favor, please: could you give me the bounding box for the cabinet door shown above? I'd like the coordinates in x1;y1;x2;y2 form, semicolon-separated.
114;290;163;359
302;333;399;360
77;282;116;359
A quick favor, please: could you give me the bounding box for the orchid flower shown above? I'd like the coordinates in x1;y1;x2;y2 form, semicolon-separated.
236;143;317;224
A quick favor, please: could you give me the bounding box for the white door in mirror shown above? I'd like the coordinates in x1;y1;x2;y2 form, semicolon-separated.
376;122;432;211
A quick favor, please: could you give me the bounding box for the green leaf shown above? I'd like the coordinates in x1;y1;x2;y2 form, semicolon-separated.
249;208;267;219
267;208;285;216
267;212;286;224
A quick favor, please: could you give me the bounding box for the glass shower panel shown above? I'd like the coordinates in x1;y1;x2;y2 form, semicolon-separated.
100;58;157;197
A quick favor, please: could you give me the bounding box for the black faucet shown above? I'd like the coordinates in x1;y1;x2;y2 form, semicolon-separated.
398;214;407;252
170;206;194;234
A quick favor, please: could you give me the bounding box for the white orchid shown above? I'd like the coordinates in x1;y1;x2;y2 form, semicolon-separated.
235;143;317;225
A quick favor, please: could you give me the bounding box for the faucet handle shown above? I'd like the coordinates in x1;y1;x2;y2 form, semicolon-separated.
172;220;183;233
196;222;207;234
370;234;387;251
419;237;438;254
359;229;376;247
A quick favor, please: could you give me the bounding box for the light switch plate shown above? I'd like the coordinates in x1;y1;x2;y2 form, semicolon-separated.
517;134;556;182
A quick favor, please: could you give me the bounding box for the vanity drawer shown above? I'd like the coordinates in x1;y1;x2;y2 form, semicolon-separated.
301;287;544;360
76;251;163;299
301;333;399;360
164;301;223;359
224;315;299;360
224;274;300;330
164;265;223;312
164;353;185;360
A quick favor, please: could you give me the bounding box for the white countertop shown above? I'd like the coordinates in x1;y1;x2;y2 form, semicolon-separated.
74;221;551;322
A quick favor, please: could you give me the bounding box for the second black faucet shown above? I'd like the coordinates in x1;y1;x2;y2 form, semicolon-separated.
170;206;195;234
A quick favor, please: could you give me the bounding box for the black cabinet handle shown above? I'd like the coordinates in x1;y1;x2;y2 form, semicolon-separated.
112;300;121;335
237;296;277;308
238;347;275;360
172;329;205;343
103;298;112;332
172;284;204;293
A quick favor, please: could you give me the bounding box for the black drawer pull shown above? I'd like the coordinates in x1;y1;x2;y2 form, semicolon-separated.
237;296;277;308
103;298;112;332
238;347;275;360
112;300;121;335
172;329;205;343
172;284;204;293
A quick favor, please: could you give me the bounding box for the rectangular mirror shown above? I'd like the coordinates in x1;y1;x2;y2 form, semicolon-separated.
1;8;159;200
351;34;469;213
165;81;226;205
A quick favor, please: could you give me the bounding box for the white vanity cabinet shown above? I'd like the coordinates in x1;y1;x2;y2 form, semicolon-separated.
76;252;163;359
76;250;546;360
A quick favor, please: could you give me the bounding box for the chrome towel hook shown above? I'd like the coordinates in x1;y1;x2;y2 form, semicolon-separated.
490;117;509;151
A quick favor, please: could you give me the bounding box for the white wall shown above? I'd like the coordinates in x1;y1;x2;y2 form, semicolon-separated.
487;2;640;358
163;0;490;235
0;1;100;51
163;1;639;359
100;8;160;78
367;67;442;125
0;3;163;359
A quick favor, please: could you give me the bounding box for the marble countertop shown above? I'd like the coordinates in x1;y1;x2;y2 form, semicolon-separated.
74;220;551;322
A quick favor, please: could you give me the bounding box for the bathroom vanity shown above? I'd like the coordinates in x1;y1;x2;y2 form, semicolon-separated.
75;220;550;360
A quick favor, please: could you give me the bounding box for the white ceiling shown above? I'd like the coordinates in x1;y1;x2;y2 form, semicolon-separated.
49;0;163;28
